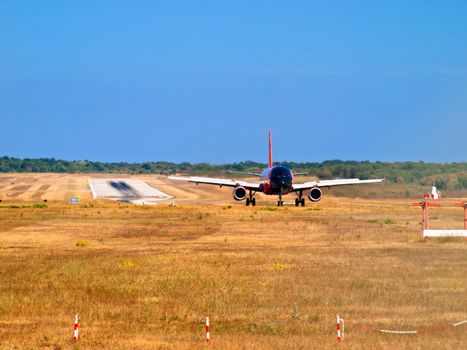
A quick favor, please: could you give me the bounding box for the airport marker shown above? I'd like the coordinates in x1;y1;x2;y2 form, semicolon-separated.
73;314;80;340
205;316;210;343
337;315;341;343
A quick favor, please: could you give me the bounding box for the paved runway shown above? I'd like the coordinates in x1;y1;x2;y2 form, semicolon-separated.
89;178;171;205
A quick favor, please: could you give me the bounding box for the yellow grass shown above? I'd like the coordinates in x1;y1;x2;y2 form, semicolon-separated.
0;175;466;349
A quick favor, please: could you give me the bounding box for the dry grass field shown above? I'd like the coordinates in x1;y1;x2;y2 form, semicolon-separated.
0;174;466;349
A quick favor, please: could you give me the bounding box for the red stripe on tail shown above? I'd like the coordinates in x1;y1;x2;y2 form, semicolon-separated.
268;131;273;168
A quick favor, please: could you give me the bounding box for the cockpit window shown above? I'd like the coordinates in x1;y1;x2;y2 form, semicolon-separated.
272;166;292;180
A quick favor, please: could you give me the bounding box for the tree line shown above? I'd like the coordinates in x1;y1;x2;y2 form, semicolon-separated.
1;156;466;189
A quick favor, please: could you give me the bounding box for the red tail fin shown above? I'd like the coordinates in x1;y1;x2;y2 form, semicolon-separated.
268;131;273;168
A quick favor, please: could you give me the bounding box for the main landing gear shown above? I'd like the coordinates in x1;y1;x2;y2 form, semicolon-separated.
295;191;305;207
246;190;256;206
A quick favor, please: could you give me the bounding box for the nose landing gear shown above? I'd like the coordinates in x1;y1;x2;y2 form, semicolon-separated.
277;188;284;206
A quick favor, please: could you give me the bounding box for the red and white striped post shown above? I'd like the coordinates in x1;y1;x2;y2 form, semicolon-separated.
337;315;341;343
73;314;80;340
205;316;210;343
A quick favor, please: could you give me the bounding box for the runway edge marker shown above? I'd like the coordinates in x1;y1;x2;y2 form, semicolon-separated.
73;314;80;341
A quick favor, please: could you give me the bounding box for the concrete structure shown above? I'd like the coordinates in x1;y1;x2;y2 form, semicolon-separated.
423;230;467;237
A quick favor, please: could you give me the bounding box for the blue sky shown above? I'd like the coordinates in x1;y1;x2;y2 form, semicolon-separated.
1;1;466;163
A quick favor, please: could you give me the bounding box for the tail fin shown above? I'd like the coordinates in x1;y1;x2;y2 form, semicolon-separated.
268;131;273;168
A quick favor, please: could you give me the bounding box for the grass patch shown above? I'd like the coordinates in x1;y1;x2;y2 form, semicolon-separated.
384;218;396;224
269;262;289;271
261;207;278;211
33;203;48;208
118;258;136;269
0;203;48;209
436;236;466;243
75;239;89;247
0;198;465;349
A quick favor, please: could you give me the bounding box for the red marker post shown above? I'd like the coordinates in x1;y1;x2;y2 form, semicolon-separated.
73;314;80;340
205;316;210;343
337;315;341;343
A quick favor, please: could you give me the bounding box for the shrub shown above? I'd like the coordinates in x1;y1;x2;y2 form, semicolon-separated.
262;207;277;212
270;262;288;271
118;259;136;269
458;175;467;189
75;240;89;247
33;203;48;208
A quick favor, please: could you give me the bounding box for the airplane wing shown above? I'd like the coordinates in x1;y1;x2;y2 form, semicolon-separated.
292;178;384;191
227;170;262;177
168;176;262;190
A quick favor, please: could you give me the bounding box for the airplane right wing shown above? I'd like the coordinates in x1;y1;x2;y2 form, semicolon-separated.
168;176;262;191
292;178;384;191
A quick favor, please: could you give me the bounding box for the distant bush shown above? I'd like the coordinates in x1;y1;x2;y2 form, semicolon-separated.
118;259;136;269
33;203;48;208
75;240;89;247
262;207;278;211
384;219;396;224
458;176;467;189
81;203;96;208
0;156;466;187
269;262;288;271
434;178;448;190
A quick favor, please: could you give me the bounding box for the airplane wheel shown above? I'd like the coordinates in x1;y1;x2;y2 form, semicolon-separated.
295;198;299;207
246;198;250;206
301;198;305;206
251;198;256;206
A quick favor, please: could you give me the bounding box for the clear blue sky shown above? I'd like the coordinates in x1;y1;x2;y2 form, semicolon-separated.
1;1;466;163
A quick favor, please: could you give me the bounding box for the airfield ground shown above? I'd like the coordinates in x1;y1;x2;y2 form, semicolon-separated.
0;174;466;349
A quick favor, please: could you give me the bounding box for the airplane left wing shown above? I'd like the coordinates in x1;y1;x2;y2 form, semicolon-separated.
168;176;262;190
292;178;384;191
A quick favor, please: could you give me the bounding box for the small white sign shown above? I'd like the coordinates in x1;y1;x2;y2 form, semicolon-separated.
423;230;467;237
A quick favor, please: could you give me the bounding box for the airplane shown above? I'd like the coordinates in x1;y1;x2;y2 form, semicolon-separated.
169;132;384;207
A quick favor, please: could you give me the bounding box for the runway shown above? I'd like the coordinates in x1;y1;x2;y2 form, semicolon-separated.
88;178;171;205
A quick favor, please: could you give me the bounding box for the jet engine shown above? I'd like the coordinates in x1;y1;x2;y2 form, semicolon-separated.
232;186;247;201
308;187;322;202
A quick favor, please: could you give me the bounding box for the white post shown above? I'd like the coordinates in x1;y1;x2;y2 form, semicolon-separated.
73;314;80;340
337;315;341;343
205;316;210;343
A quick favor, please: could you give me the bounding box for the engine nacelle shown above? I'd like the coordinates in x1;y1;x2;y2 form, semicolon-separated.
308;187;322;202
232;186;247;201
